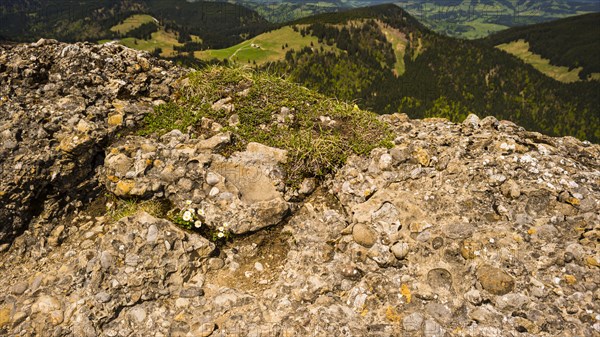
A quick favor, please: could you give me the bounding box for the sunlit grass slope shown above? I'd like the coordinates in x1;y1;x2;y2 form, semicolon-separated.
195;26;336;65
497;39;588;83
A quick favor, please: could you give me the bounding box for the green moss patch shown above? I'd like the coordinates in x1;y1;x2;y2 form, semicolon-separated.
141;66;393;185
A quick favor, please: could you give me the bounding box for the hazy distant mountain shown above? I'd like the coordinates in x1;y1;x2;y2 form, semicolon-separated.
230;0;600;38
398;0;600;38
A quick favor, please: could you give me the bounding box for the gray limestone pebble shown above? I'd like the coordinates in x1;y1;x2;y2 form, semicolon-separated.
463;113;480;128
179;287;205;298
147;224;158;243
423;319;445;337
403;312;424;332
464;289;482;305
129;307;146;323
95;292;112;303
10;282;28;295
100;251;114;270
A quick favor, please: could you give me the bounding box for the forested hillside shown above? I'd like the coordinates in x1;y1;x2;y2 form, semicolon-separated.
483;13;600;79
2;1;597;141
0;0;270;48
265;5;600;142
0;0;139;42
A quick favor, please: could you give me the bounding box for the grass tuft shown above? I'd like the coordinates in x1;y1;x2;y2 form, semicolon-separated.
141;66;393;185
107;197;169;222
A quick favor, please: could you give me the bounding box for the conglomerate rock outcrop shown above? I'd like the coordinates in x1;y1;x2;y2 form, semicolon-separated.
0;41;599;337
0;39;187;245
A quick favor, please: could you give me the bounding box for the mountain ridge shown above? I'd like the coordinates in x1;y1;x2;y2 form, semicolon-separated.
248;5;600;142
224;0;600;38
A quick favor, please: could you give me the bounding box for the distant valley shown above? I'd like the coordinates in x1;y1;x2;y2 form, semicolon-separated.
223;0;600;38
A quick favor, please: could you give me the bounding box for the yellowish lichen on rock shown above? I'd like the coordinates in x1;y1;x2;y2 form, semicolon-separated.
413;147;431;166
461;239;482;260
565;197;580;206
108;114;124;127
115;180;135;196
585;256;599;268
564;275;577;285
0;306;10;328
385;306;402;322
401;284;412;304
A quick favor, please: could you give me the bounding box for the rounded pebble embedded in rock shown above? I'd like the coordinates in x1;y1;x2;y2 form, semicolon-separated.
391;242;409;259
10;282;28;295
477;265;515;295
379;153;393;171
209;187;220;197
464;289;482;305
206;172;220;186
432;237;444;249
180;287;205;298
423;319;445;337
129;307;146;323
352;224;377;248
95;292;112;303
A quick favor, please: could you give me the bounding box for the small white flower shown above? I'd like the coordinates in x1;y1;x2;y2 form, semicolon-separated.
182;211;192;222
223;222;229;228
194;220;202;228
197;209;205;216
185;200;192;205
218;226;225;232
188;208;196;214
217;232;224;238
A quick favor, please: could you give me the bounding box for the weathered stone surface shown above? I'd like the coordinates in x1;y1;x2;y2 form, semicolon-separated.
1;212;214;336
1;45;600;337
246;142;288;164
403;312;424;331
101;134;290;235
0;40;186;244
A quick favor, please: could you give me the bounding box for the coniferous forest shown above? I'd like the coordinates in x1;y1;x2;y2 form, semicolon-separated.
266;5;600;142
0;0;271;49
483;13;600;78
